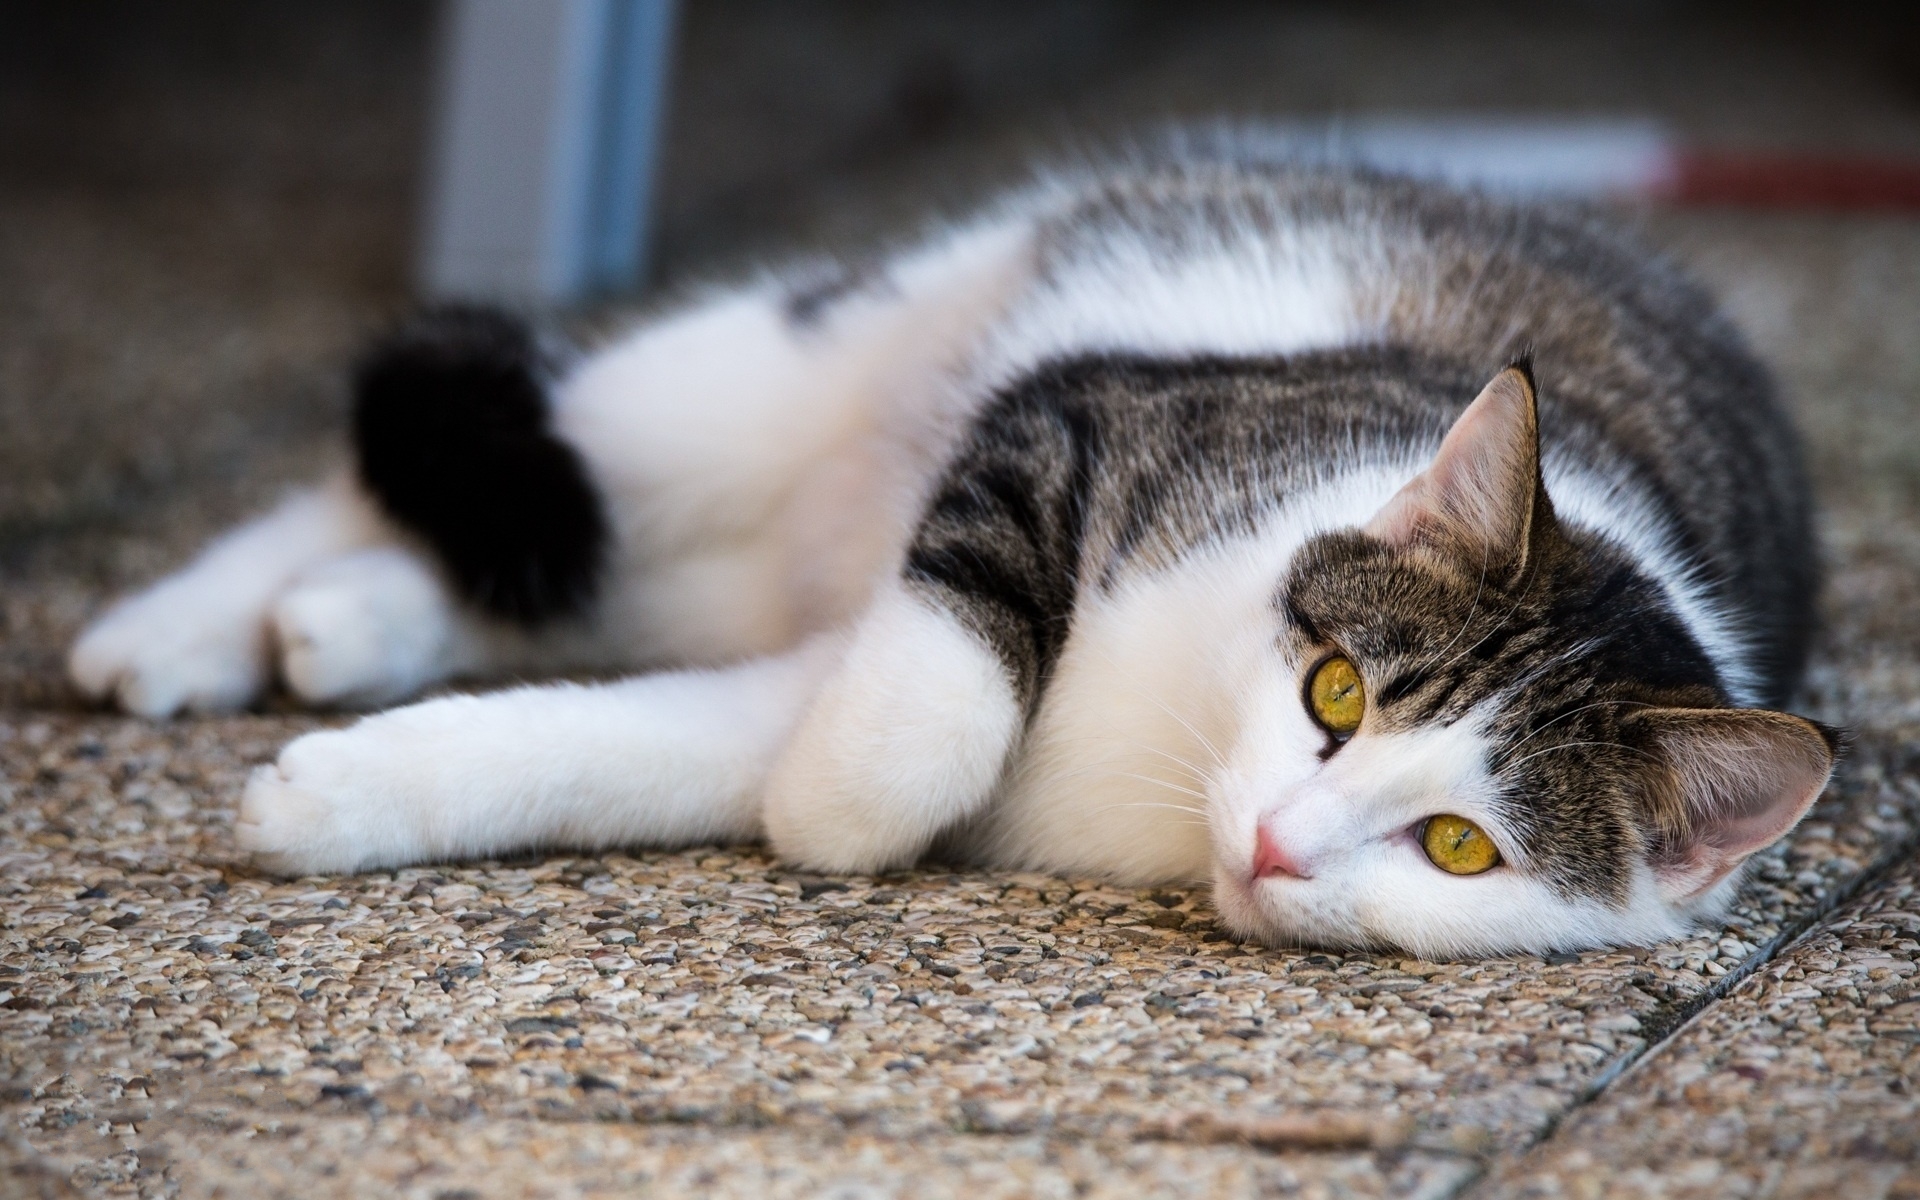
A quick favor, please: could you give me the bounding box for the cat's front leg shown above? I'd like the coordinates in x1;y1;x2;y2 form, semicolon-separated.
762;585;1024;873
237;640;839;875
763;389;1088;873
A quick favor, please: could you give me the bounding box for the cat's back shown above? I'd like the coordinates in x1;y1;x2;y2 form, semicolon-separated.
987;161;1816;700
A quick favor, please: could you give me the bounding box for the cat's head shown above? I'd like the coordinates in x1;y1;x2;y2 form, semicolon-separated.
1208;363;1838;957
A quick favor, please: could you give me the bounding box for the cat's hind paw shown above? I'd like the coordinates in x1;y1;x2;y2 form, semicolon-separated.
69;591;267;717
270;548;469;709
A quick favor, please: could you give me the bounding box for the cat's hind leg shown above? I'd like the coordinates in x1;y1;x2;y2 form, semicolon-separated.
69;485;523;715
236;637;841;875
268;545;495;710
69;481;388;716
73;308;617;715
550;217;1037;664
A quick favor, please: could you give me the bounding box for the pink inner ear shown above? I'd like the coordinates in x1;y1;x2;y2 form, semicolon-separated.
1648;711;1834;901
1364;366;1538;554
1364;473;1435;547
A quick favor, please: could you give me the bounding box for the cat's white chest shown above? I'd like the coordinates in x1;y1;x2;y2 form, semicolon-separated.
967;533;1296;882
964;468;1428;883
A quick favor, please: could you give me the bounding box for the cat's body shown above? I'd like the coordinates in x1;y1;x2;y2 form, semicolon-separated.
71;162;1837;957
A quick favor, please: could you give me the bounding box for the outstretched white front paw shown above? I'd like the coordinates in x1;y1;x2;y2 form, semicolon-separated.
271;548;470;709
236;725;425;875
69;588;267;717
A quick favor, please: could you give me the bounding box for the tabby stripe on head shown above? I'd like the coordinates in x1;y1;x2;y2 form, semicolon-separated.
904;384;1098;712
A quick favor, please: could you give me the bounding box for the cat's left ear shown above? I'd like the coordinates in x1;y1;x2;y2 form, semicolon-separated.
1625;707;1841;902
1365;361;1557;582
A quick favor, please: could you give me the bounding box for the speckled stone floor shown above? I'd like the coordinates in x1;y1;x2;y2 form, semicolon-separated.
4;5;1920;1198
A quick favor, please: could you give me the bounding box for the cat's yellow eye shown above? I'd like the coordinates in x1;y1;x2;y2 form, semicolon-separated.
1307;655;1365;736
1421;814;1501;875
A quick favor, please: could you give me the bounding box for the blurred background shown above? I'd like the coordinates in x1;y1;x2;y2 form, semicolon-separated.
4;0;1920;709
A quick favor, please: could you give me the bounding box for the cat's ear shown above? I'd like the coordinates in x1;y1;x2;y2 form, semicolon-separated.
1625;707;1840;902
1365;362;1555;579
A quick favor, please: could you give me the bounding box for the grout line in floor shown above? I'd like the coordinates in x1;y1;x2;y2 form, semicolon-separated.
1444;813;1920;1199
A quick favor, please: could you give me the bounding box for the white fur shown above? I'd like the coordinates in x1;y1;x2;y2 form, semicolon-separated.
764;585;1022;874
966;518;1314;881
272;546;486;709
239;637;841;875
69;481;389;715
975;224;1383;387
553;219;1035;664
1546;458;1762;704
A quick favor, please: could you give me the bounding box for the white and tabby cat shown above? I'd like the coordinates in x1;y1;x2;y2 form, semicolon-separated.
70;160;1839;957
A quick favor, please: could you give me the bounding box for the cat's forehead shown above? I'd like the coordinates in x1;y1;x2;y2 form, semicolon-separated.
1278;529;1533;727
1280;530;1489;650
1278;525;1723;724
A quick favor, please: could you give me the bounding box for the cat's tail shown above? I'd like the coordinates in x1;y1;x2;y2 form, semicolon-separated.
350;305;608;626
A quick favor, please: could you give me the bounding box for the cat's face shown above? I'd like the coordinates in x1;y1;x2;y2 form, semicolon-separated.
1206;365;1836;957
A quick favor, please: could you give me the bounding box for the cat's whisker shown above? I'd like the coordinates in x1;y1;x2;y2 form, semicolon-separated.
1068;643;1228;780
1145;695;1229;773
1499;640;1597;698
1097;800;1211;819
1424;556;1547;682
1110;772;1212;803
1027;736;1207;781
1093;804;1215;832
1422;539;1491;674
1134;743;1217;786
1499;739;1660;773
1498;698;1657;759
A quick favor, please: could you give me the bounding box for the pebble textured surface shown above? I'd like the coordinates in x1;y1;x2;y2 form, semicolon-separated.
1488;857;1920;1199
6;6;1920;1196
0;594;1916;1198
6;218;1920;1200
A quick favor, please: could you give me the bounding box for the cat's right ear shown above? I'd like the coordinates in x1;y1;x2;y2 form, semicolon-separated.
1364;362;1556;582
1626;707;1841;902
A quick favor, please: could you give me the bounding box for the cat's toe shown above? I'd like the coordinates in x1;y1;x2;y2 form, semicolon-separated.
69;601;265;717
271;549;462;709
66;620;127;702
272;584;404;709
236;729;418;875
236;763;345;876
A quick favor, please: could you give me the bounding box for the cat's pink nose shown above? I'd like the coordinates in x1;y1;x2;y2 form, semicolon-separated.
1253;824;1313;880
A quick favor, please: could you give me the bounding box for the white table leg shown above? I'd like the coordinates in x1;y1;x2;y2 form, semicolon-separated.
420;0;676;303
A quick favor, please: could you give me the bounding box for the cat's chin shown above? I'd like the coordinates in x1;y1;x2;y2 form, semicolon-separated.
1207;871;1368;953
1209;864;1713;960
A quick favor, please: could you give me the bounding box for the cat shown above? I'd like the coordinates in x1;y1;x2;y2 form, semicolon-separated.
68;159;1841;958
